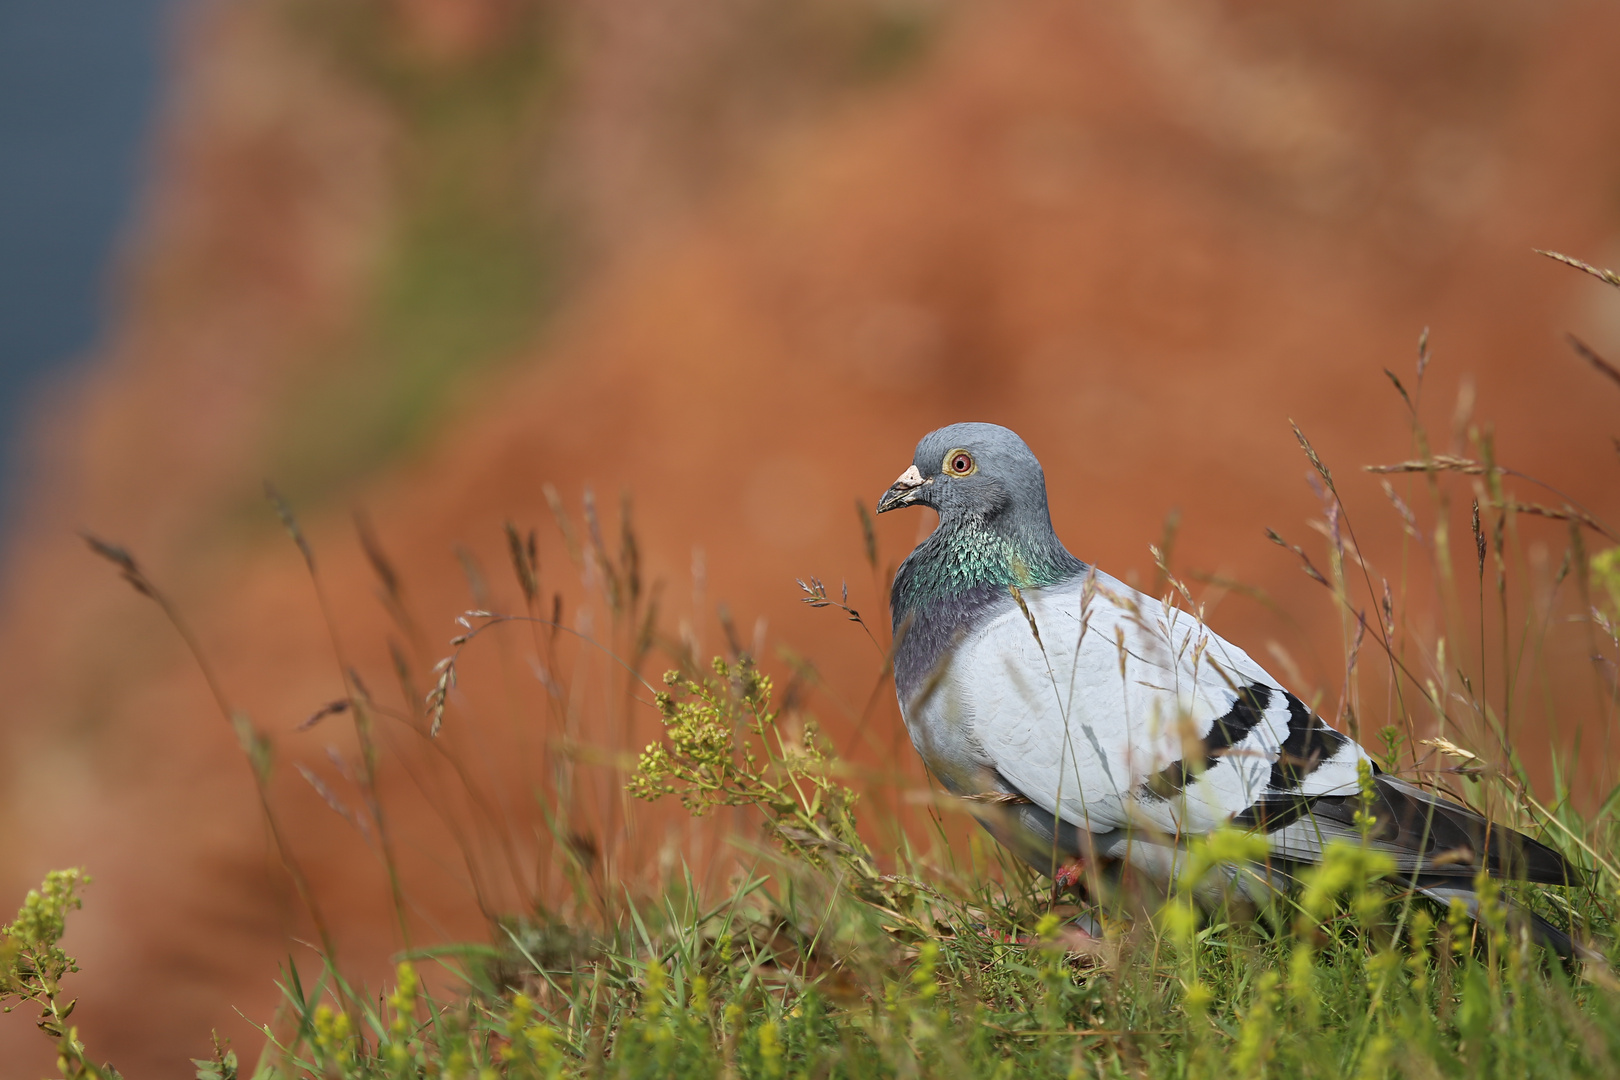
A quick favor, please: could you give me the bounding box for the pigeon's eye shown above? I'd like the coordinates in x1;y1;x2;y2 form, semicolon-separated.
944;449;977;476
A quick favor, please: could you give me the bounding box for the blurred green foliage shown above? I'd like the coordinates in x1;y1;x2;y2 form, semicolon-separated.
271;0;567;504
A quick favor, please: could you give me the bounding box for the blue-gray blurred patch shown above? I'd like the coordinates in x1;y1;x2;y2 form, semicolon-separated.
0;0;173;514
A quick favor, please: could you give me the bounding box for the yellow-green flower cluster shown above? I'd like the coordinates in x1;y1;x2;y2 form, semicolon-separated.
1352;760;1381;839
1297;842;1396;928
629;663;774;815
1158;825;1271;947
499;992;535;1062
758;1020;783;1079
1176;827;1272;894
643;957;667;1020
911;941;940;1004
385;960;420;1069
1231;970;1280;1077
497;993;563;1077
311;1003;354;1064
1;868;88;987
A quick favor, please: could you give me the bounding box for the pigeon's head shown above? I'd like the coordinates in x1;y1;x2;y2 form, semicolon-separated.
875;422;1051;524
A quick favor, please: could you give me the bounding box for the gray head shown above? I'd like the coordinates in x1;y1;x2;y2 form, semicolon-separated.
880;423;1085;643
875;422;1054;528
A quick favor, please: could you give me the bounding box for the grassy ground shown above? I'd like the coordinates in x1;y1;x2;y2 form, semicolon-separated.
9;260;1620;1077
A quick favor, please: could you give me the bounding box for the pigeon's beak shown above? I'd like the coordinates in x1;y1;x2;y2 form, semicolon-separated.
876;464;930;514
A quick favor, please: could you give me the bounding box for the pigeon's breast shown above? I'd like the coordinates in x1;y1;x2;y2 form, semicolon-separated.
892;583;1017;793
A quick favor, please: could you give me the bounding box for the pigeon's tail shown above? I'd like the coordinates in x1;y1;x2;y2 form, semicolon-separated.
1367;775;1578;885
1253;773;1582;887
1415;883;1602;963
1251;772;1597;960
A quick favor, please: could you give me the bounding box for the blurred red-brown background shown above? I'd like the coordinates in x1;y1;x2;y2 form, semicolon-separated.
2;0;1619;1074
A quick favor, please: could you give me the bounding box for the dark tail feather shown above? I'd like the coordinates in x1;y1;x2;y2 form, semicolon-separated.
1251;774;1583;883
1416;884;1601;962
1374;776;1580;886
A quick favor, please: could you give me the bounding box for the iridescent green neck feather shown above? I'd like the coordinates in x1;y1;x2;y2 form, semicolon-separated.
891;513;1087;622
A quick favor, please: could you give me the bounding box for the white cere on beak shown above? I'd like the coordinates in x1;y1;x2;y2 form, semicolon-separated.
892;464;925;489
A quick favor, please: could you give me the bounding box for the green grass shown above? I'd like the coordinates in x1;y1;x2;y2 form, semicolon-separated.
245;658;1620;1080
21;257;1620;1077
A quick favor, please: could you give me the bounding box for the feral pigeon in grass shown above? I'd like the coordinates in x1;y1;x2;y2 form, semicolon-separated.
876;422;1584;954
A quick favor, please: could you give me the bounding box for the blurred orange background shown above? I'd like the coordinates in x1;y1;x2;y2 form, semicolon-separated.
2;0;1620;1074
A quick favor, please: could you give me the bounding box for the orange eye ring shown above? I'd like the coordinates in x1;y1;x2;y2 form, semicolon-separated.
943;449;977;477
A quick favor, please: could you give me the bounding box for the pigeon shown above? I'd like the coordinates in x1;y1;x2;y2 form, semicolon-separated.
876;421;1585;954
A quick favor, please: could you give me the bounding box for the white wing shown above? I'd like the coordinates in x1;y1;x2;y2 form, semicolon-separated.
904;569;1367;838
